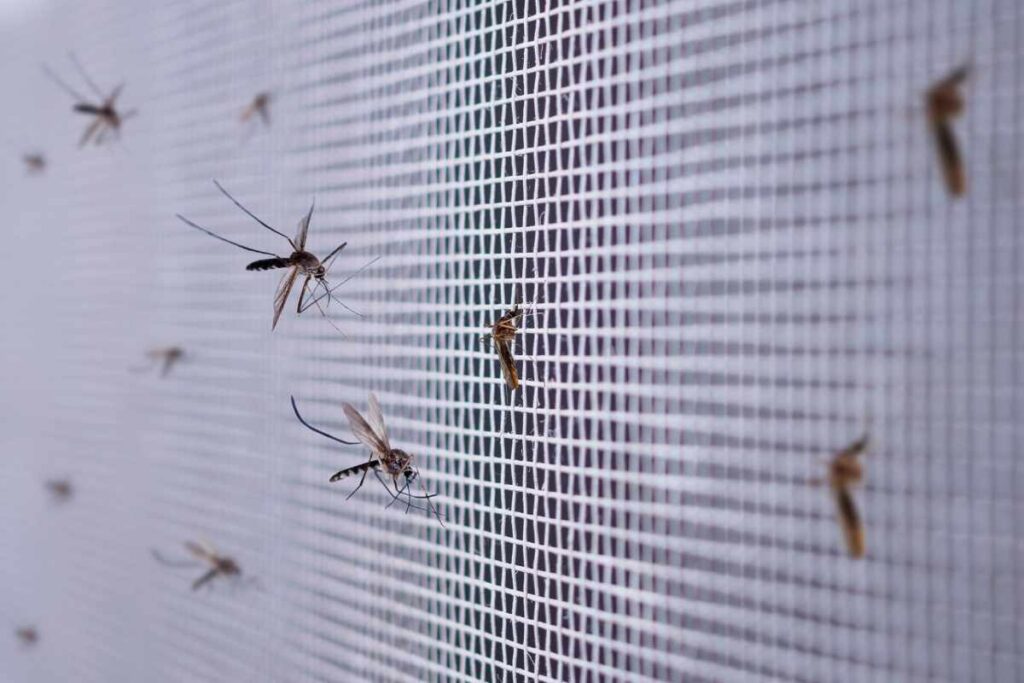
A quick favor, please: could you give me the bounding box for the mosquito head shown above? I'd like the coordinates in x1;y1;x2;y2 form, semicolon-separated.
385;449;413;481
314;264;327;280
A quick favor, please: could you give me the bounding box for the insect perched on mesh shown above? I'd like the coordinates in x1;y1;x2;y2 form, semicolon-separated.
45;479;73;503
926;65;969;196
15;627;38;647
821;433;870;558
42;54;136;147
152;541;244;591
133;346;184;377
241;92;271;127
22;153;45;174
483;303;525;390
176;180;371;332
291;394;444;525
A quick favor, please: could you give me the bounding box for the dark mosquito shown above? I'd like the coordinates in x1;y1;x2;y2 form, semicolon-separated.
42;54;135;147
291;394;444;525
482;303;525;390
133;346;184;377
176;180;363;331
22;153;45;174
819;433;869;558
241;92;271;127
15;627;38;647
926;65;969;196
152;541;242;591
45;479;73;502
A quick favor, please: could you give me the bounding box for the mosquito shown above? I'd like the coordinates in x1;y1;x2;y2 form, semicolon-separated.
152;541;243;591
42;54;135;147
241;92;271;127
818;433;869;558
291;394;444;524
132;346;185;377
176;180;357;331
45;479;73;502
483;303;525;390
15;627;38;647
926;65;969;196
22;153;45;174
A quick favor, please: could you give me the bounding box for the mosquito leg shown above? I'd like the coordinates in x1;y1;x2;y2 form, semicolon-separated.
151;549;201;569
345;466;371;500
68;52;106;100
295;275;312;314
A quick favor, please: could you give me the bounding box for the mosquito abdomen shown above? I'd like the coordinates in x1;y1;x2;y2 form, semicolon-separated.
246;257;291;271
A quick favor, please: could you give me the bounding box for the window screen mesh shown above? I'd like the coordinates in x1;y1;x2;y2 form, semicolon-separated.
1;1;1022;681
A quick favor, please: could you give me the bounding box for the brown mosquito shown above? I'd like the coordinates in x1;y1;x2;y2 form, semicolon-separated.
926;65;969;196
483;303;525;390
15;626;38;647
152;541;242;590
45;479;73;502
241;92;271;127
291;394;444;524
22;153;45;174
176;180;361;330
132;346;185;377
816;433;869;558
42;54;135;147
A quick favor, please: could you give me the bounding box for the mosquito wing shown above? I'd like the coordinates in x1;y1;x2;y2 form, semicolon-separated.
185;541;214;563
272;266;299;330
365;393;391;450
494;338;520;390
79;117;103;147
342;402;389;457
294;202;314;251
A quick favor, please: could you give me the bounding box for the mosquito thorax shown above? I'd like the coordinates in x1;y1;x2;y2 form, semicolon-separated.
293;251;320;272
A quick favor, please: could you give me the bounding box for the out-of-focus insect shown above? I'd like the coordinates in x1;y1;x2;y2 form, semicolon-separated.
22;153;45;174
152;541;242;591
483;303;525;390
45;479;73;502
176;181;360;331
133;346;185;377
15;627;38;647
291;394;444;524
42;54;135;147
241;92;271;127
926;65;969;196
821;433;869;558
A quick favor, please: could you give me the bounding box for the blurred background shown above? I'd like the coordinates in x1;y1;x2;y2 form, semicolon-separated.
1;1;1022;681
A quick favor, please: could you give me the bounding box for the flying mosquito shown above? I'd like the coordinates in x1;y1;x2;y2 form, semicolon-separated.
176;180;362;331
241;92;271;127
133;346;184;377
152;541;242;591
291;394;444;524
15;627;38;647
926;65;969;196
483;303;525;390
42;54;135;147
45;479;73;503
22;153;45;174
821;433;870;558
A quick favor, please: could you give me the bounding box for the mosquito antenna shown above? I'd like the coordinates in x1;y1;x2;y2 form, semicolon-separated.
41;63;89;103
212;180;296;248
290;396;358;446
68;52;106;100
175;214;279;257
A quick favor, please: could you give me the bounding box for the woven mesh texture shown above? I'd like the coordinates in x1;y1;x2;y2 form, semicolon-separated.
1;1;1022;681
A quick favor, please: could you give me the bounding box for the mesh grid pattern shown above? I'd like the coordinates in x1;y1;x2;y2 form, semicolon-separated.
1;1;1022;681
